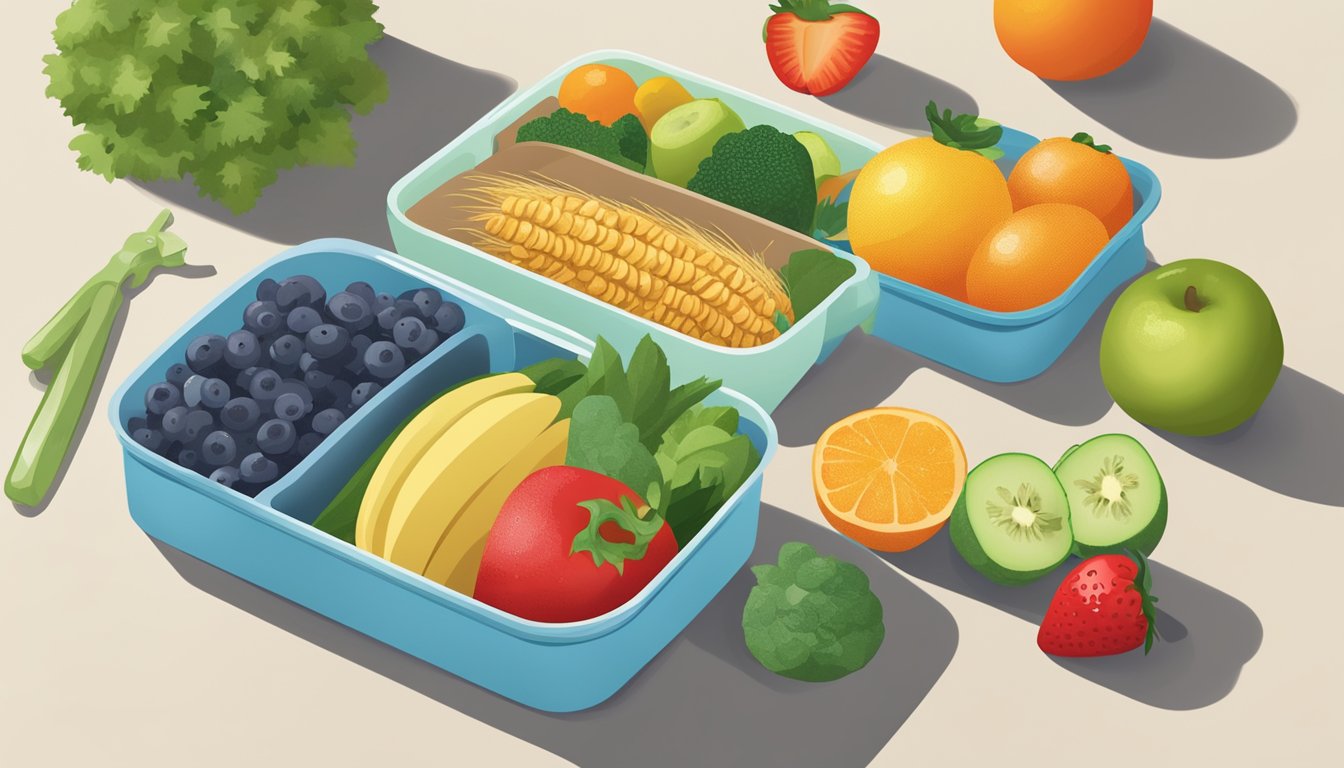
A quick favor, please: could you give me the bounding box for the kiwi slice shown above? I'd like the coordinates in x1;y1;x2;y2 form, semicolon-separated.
1054;434;1167;558
950;453;1073;585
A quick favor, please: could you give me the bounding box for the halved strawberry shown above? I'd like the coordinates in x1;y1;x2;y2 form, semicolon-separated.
764;1;881;96
1037;553;1160;658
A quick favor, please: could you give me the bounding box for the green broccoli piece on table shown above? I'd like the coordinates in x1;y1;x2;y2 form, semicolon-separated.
742;541;885;682
687;125;817;233
515;108;647;172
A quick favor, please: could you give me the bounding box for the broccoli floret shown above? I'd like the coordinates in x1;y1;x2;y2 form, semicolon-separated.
742;542;885;682
686;125;817;233
514;108;647;172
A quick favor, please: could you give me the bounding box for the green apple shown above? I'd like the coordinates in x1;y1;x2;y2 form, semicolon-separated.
649;99;745;188
793;130;842;187
1099;259;1283;436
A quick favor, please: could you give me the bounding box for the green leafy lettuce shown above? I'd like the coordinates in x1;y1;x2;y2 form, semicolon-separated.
743;542;885;682
43;0;388;212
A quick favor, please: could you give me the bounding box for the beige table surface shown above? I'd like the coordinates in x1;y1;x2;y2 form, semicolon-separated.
4;1;1340;766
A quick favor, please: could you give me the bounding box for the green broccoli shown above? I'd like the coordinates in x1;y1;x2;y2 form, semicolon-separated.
686;125;817;233
514;108;647;172
742;541;885;682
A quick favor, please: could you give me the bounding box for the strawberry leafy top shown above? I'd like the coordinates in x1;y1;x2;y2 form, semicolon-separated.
768;0;873;21
1128;550;1161;653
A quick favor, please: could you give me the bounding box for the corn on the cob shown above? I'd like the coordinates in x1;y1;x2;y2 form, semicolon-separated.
460;175;793;347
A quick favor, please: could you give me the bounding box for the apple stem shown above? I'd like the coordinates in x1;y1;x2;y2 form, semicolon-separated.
1184;285;1205;312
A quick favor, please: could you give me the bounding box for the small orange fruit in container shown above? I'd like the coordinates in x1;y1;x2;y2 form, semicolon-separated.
812;407;967;553
557;64;639;126
965;203;1109;312
1008;133;1135;236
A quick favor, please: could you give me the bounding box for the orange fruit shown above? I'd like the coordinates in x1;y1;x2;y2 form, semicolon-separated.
1008;134;1134;236
994;0;1153;81
848;137;1012;301
813;408;967;553
557;64;639;126
633;76;693;132
965;203;1109;312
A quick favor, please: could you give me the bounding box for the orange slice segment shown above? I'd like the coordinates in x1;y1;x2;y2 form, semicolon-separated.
813;408;968;552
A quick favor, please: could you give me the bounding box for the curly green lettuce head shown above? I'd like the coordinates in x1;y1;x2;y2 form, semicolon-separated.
742;541;885;682
42;0;388;213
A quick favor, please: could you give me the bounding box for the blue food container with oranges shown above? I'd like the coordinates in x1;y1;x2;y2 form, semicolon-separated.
109;239;777;712
387;50;1160;388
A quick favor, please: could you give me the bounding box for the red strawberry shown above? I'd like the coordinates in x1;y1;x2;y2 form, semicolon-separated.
764;1;881;96
1037;553;1159;658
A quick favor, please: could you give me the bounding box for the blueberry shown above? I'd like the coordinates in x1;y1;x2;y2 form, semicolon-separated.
256;278;280;302
372;292;395;313
199;378;231;409
219;330;257;370
345;281;377;306
243;300;282;336
344;335;373;374
127;416;149;433
394;298;418;316
393;317;439;355
311;408;347;436
376;305;403;332
277;379;315;410
323;379;353;411
239;452;281;485
363;341;406;380
175;447;202;471
295;432;325;458
273;393;307;422
234;366;261;390
350;382;383;410
165;363;192;386
299;352;319;373
220;397;262;431
327;292;373;331
431;302;466;337
181;409;216;443
306;324;350;359
144;381;181;415
131;427;164;452
269;334;305;367
275;275;325;313
411;288;443;319
182;375;207;407
256;418;297;454
304;368;334;391
248;368;282;401
185;334;227;375
161;405;191;439
209;465;242;488
231;427;261;457
286;306;323;335
201;430;238;466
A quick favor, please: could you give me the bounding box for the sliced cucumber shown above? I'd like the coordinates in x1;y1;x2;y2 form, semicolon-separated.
1054;434;1166;557
950;453;1073;585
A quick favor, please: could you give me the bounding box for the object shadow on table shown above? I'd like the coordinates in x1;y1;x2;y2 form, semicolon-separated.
821;54;978;133
882;532;1262;710
133;37;517;249
773;254;1159;446
13;264;216;518
151;504;956;768
1147;369;1344;508
1047;19;1296;158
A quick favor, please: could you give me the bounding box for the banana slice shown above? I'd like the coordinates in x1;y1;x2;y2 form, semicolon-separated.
382;392;561;574
422;418;571;594
355;372;534;555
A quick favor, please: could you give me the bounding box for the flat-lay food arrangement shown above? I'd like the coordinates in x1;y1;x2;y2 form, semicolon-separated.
15;0;1299;731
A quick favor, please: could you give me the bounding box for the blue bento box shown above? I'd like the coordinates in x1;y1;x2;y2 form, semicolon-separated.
388;50;1161;386
109;239;777;712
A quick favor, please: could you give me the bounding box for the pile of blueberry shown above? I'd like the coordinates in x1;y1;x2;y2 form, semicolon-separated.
128;275;466;496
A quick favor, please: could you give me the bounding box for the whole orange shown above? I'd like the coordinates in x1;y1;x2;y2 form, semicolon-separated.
965;203;1109;311
994;0;1153;81
1008;134;1135;236
848;137;1012;301
557;64;639;126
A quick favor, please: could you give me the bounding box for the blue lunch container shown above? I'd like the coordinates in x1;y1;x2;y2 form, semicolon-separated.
109;239;778;712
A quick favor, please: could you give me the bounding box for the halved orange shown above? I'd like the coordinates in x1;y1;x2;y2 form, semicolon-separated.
812;408;967;552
